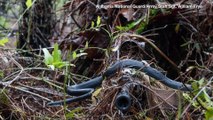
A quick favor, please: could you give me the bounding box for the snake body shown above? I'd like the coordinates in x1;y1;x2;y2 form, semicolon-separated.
47;59;192;106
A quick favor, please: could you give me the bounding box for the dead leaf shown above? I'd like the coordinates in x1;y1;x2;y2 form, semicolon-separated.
120;8;135;21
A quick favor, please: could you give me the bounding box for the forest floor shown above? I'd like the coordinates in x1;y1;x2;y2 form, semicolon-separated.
0;0;213;119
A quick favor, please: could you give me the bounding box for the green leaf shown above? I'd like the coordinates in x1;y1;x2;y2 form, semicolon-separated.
198;78;204;86
96;16;101;26
203;90;211;103
85;41;89;49
175;24;180;33
66;107;82;119
52;43;61;63
116;18;143;31
115;26;125;31
0;16;8;28
53;61;74;68
42;48;53;66
43;44;73;70
0;37;9;46
150;9;158;17
53;62;66;68
191;81;199;90
72;51;87;60
0;70;4;78
205;108;213;120
91;21;95;28
72;51;77;60
26;0;33;8
183;93;198;107
136;22;147;34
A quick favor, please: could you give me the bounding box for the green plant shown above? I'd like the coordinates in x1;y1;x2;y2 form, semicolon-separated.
72;50;88;60
116;18;144;32
65;107;83;119
0;16;9;28
90;16;102;30
42;43;74;70
26;0;33;8
183;78;213;119
0;37;9;46
0;70;4;78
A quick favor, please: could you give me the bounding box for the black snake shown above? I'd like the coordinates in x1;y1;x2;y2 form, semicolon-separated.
47;59;192;106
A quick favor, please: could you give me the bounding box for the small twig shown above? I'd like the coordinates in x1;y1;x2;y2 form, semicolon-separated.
22;97;35;112
25;73;64;90
3;56;24;90
2;67;53;82
141;25;168;35
18;83;64;96
0;81;51;102
2;70;21;82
